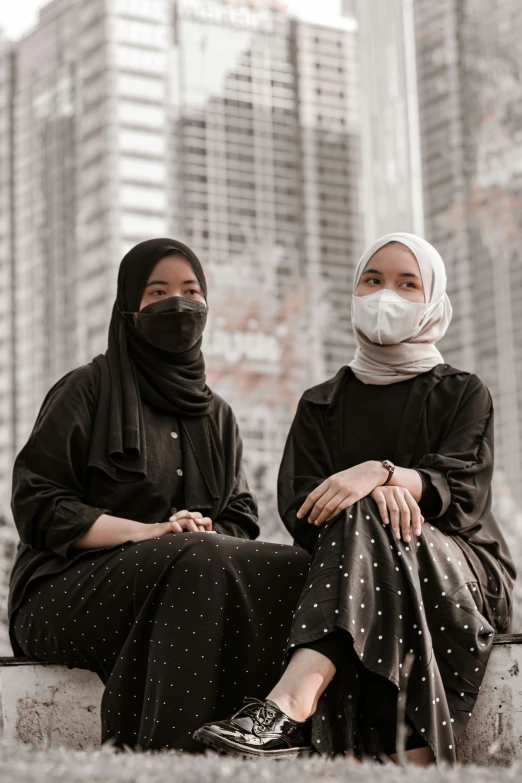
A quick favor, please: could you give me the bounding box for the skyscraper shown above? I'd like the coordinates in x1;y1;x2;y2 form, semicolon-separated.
1;0;362;536
354;0;424;241
413;0;522;509
12;0;89;456
0;32;15;520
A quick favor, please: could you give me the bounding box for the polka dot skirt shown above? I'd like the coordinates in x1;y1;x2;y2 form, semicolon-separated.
284;494;509;765
11;533;310;752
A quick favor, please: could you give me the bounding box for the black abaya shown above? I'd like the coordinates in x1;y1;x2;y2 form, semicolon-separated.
8;362;310;751
11;534;308;752
8;360;260;627
298;372;439;752
277;363;515;764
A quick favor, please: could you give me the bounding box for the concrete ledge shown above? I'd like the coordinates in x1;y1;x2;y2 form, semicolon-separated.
1;634;522;759
0;661;104;750
457;634;522;764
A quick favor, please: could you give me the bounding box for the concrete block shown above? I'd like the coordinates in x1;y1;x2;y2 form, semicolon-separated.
0;659;103;750
457;635;522;765
1;635;522;759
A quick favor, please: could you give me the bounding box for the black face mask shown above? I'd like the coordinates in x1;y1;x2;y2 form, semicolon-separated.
123;296;208;353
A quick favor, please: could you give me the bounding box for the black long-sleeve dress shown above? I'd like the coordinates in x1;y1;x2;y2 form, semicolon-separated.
277;362;515;764
8;361;310;752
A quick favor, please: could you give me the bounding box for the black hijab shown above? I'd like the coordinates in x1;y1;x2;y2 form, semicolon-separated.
88;239;222;508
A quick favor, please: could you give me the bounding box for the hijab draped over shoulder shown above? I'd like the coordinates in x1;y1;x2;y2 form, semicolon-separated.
88;239;221;509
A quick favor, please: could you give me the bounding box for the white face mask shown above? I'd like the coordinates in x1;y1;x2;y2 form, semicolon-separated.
351;288;433;345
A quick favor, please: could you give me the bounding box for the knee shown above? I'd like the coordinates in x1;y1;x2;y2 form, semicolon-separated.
359;500;388;535
357;493;383;519
340;495;384;528
175;532;234;573
320;496;388;540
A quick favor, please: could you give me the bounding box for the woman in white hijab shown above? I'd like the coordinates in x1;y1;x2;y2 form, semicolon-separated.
349;231;453;384
194;233;515;767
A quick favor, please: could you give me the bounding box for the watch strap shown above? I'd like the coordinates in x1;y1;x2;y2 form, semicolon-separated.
381;460;395;486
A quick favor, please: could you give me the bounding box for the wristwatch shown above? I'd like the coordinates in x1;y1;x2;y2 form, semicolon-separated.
381;459;395;486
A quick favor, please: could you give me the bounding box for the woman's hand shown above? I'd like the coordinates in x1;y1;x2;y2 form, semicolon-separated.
135;511;214;541
168;510;213;533
297;462;384;526
369;486;424;543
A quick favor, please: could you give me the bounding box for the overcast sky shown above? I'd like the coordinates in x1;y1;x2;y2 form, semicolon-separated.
1;0;343;40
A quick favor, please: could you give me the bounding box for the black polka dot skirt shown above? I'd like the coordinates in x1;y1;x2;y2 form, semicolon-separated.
10;533;310;752
284;494;510;765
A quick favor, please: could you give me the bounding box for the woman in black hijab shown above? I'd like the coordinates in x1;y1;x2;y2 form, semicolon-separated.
8;238;310;752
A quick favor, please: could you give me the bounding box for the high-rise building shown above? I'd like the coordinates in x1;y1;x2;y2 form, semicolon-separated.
12;0;82;456
0;33;15;519
2;0;362;536
413;0;522;508
291;14;361;380
354;0;424;241
341;0;357;18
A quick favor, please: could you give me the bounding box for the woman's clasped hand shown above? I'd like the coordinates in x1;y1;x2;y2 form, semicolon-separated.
296;462;424;543
133;510;217;542
167;510;216;533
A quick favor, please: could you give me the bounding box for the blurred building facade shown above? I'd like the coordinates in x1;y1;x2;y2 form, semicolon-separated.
0;34;15;524
344;0;522;546
413;0;522;509
0;0;362;536
353;0;424;240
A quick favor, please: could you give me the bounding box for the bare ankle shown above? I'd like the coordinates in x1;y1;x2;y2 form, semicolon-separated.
267;693;311;723
389;746;434;766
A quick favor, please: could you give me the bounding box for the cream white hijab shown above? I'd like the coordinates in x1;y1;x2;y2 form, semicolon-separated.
348;232;453;385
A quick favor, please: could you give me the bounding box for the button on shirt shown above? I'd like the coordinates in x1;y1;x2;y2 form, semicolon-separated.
84;400;185;525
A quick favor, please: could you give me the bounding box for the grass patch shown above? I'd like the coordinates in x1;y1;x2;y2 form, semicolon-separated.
0;742;520;783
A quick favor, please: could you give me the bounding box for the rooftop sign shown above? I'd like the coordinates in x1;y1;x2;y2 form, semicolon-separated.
177;0;285;32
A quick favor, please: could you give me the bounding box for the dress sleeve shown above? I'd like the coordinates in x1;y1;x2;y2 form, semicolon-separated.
277;397;335;553
213;407;260;540
410;374;494;536
10;366;113;559
415;470;443;518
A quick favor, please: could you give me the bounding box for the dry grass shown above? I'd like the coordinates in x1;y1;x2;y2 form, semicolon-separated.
0;742;520;783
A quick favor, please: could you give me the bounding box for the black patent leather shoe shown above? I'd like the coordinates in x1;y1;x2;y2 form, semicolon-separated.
193;697;314;758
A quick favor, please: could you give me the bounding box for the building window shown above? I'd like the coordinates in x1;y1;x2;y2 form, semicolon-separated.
119;129;165;155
